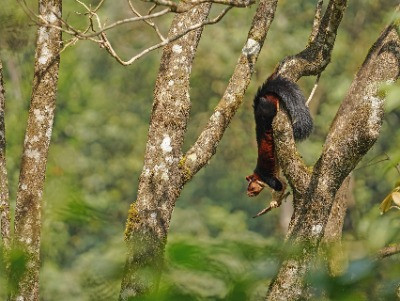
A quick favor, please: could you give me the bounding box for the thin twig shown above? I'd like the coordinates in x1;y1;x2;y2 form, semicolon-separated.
128;0;166;41
253;191;290;218
306;73;320;106
101;6;232;65
377;243;400;259
354;153;390;171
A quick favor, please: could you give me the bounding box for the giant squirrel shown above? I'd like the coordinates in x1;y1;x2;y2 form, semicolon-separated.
246;75;313;197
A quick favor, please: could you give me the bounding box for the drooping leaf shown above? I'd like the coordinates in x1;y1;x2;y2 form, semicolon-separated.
379;194;393;214
391;191;400;206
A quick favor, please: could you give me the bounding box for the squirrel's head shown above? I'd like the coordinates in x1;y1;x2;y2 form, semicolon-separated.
246;174;266;197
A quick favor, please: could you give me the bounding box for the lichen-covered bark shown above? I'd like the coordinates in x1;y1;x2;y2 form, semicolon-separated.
277;0;347;81
119;4;212;300
322;176;350;276
11;1;62;300
183;0;278;178
0;60;11;254
267;24;400;301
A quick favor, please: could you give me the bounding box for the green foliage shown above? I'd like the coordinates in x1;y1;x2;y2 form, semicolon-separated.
1;0;400;300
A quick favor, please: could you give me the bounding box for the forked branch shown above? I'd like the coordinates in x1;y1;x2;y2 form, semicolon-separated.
272;0;347;193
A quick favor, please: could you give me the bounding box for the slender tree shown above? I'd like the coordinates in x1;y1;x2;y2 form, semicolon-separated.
2;1;63;300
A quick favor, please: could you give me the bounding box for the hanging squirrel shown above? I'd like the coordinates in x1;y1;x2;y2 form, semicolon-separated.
246;75;313;197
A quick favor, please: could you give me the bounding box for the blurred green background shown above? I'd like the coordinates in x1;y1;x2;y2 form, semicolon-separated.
1;0;400;300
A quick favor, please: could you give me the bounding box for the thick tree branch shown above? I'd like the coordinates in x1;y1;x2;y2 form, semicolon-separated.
273;111;312;195
0;60;11;254
276;0;348;81
272;0;347;194
322;176;350;276
182;0;279;181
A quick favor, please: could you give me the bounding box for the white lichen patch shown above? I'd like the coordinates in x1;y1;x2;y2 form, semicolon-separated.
160;135;172;153
16;296;24;301
225;93;235;104
172;44;183;54
46;11;58;24
168;80;175;86
154;163;166;174
242;38;260;56
165;156;174;164
21;184;28;191
46;127;53;139
38;27;49;44
211;111;221;123
25;148;41;162
366;95;383;137
311;224;323;236
161;171;169;181
38;43;51;65
31;135;40;143
150;212;157;219
187;153;197;162
34;109;45;123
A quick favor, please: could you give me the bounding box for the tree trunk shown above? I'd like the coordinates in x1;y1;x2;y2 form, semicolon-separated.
119;4;212;300
10;1;62;300
0;59;11;255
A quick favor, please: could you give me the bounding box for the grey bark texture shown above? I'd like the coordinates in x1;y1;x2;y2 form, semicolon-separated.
119;4;213;300
120;0;279;299
10;1;62;300
267;20;400;301
0;60;11;254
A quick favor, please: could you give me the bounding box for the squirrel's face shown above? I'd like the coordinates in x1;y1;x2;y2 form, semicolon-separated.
246;174;266;197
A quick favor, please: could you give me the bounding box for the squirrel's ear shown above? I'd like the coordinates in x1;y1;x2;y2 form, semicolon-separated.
246;175;252;182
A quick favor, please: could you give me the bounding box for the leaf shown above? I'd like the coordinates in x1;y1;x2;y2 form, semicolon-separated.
391;192;400;206
379;194;393;214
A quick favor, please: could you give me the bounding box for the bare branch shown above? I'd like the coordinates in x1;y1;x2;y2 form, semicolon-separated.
253;191;290;218
273;0;347;193
128;0;166;41
318;24;400;196
309;0;324;44
377;243;400;259
306;73;320;106
145;0;254;12
277;0;347;81
101;6;232;65
273;111;312;194
0;60;11;254
182;0;279;181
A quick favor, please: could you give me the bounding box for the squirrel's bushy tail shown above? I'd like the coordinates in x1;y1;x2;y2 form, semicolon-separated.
255;76;313;140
